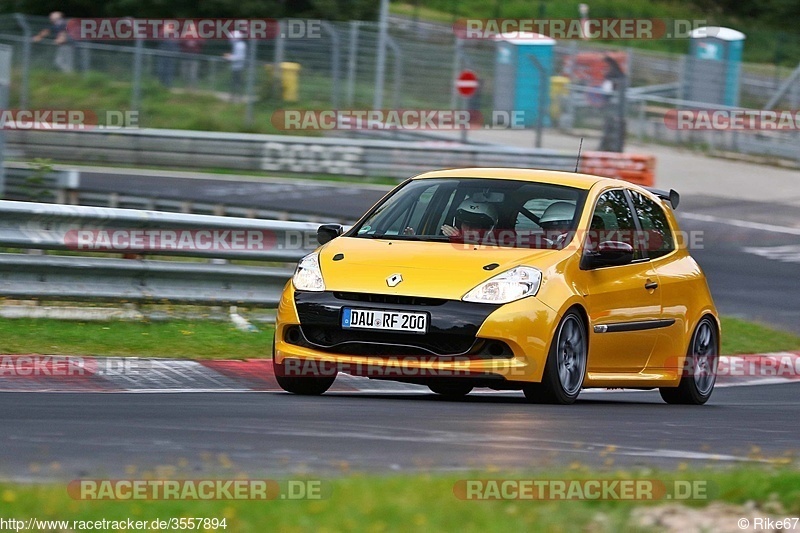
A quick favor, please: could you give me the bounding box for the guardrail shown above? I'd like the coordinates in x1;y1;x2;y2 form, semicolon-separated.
4;128;656;185
0;200;322;306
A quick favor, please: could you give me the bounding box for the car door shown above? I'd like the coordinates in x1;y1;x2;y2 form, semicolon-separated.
628;189;686;371
583;189;662;374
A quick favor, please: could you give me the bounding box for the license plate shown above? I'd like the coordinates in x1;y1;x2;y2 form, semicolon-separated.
342;308;428;333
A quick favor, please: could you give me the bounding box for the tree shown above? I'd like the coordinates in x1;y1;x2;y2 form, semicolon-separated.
1;0;379;19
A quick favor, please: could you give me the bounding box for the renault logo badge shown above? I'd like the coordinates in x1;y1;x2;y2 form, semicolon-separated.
386;273;403;287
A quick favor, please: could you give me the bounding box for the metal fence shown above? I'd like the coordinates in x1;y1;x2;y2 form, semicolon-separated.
0;200;321;305
0;14;798;156
561;85;800;164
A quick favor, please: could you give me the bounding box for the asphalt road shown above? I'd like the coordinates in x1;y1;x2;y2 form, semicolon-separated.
679;195;800;333
79;169;800;333
1;384;797;481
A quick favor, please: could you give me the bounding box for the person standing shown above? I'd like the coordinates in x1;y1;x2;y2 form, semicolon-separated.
179;21;203;90
223;30;247;103
156;21;179;88
32;11;73;73
598;55;627;153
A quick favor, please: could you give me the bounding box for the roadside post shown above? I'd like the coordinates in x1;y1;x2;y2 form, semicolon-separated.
455;69;479;144
0;45;12;198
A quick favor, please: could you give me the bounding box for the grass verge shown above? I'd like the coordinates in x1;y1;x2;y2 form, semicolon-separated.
0;316;797;359
720;317;800;355
0;318;272;359
19;70;325;135
1;466;799;531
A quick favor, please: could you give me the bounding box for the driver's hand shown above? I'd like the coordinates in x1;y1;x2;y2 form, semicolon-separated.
542;232;568;249
441;225;460;237
402;227;415;235
550;233;569;248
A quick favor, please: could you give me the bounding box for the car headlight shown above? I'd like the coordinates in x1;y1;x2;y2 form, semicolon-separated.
292;253;325;291
462;266;542;304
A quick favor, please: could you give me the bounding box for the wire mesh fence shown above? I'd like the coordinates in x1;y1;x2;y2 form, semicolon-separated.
0;14;797;159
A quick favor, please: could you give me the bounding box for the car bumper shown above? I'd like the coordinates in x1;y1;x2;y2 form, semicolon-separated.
274;284;559;384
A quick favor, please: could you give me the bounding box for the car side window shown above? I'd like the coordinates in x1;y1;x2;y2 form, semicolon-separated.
590;190;643;260
629;191;675;259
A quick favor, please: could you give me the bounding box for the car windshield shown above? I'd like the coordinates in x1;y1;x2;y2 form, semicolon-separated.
350;178;588;249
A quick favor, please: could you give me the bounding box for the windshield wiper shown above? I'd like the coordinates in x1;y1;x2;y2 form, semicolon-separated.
356;233;450;242
416;236;451;242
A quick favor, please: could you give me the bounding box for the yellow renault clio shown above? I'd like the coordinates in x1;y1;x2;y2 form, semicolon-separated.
274;168;720;405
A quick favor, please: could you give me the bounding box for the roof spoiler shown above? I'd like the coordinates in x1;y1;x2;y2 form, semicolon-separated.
644;187;680;210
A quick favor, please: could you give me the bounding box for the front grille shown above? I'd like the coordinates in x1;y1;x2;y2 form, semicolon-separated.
300;325;474;356
333;292;446;306
292;291;506;358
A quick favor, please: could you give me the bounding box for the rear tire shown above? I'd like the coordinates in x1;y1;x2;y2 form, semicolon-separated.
659;316;718;405
428;382;473;398
524;311;587;405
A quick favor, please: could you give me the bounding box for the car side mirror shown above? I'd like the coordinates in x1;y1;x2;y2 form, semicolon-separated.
317;224;343;245
581;241;635;270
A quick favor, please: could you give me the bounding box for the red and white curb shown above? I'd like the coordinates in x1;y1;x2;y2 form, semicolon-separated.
0;353;797;393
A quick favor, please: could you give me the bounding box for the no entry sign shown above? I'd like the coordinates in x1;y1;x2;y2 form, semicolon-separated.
456;70;479;97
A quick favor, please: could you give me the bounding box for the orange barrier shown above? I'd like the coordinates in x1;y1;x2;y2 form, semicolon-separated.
565;51;629;87
579;152;656;187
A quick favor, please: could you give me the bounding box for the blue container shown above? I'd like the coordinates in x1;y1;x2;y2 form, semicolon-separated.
493;33;556;127
684;27;745;107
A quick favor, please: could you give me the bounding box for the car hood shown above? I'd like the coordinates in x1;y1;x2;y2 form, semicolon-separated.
317;236;560;300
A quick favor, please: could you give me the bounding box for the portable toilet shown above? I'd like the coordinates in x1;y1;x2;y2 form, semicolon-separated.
492;32;556;127
683;26;745;106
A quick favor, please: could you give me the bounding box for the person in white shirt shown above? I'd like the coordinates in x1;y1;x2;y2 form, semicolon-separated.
33;11;73;73
223;30;247;102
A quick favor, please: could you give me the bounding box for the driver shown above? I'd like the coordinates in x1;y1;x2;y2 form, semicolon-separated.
538;201;575;246
442;199;499;238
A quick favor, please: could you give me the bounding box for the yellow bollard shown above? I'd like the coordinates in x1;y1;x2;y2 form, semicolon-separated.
280;62;301;102
550;75;570;121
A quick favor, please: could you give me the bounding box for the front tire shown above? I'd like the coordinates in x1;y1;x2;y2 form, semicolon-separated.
275;372;336;395
524;311;587;405
659;316;718;405
273;339;335;395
